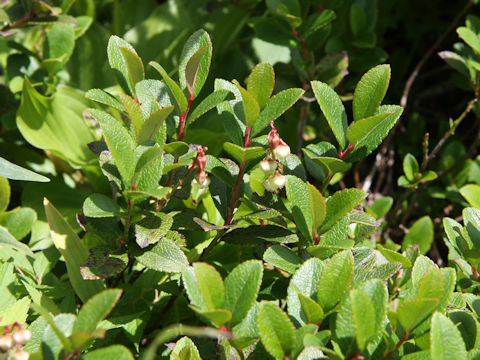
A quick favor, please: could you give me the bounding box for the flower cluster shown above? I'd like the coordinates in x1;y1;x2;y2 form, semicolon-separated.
262;121;290;192
0;323;31;360
190;146;210;200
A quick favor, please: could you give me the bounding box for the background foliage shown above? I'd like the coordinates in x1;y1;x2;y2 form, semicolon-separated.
1;0;480;359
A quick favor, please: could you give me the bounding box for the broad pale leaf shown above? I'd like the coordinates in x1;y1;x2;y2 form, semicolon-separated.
17;79;96;168
0;157;49;182
83;193;122;218
44;199;104;302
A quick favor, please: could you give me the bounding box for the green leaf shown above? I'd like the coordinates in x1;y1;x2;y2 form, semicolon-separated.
85;89;124;111
80;246;128;280
119;94;144;139
317;250;354;312
285;175;314;241
138;106;174;144
302;151;350;175
350;289;375;350
345;105;403;162
193;262;225;311
319;188;367;234
42;24;75;73
73;288;122;337
403;153;419;182
119;47;145;93
179;30;212;98
83;193;122;218
30;305;73;353
0;206;36;240
258;302;296;359
402;216;434;255
366;196;393;219
191;308;232;327
22;281;61;315
187;89;231;127
233;81;260;129
457;27;480;54
431;312;468;360
0;157;49;182
464;207;480;251
352;64;391;121
223;142;265;170
0;226;33;257
311;81;348;149
397;299;439;332
170;337;201;360
44;199;104;303
16;79;96;168
132;144;164;190
300;10;336;38
149;61;188;114
266;0;302;27
307;182;327;234
460;184;480;208
136;239;188;273
83;345;134;360
107;36;138;94
417;265;444;300
287;258;324;326
224;260;263;326
87;109;136;186
297;293;324;324
263;244;303;274
247;62;275;109
377;247;412;269
0;178;9;212
134;212;173;248
251;88;304;136
222;225;298;245
448;310;479;350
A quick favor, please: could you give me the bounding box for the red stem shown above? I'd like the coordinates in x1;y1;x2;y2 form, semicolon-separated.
338;144;354;160
178;92;194;141
244;127;251;147
225;162;245;225
384;331;409;359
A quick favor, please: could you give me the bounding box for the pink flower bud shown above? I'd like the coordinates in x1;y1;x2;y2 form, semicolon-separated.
263;173;286;192
272;173;286;189
263;176;276;192
0;335;13;351
273;144;290;160
195;170;209;186
12;329;32;344
260;159;277;174
11;350;29;360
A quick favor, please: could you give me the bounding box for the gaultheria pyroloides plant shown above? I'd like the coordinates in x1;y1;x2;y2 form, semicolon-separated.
30;29;475;360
